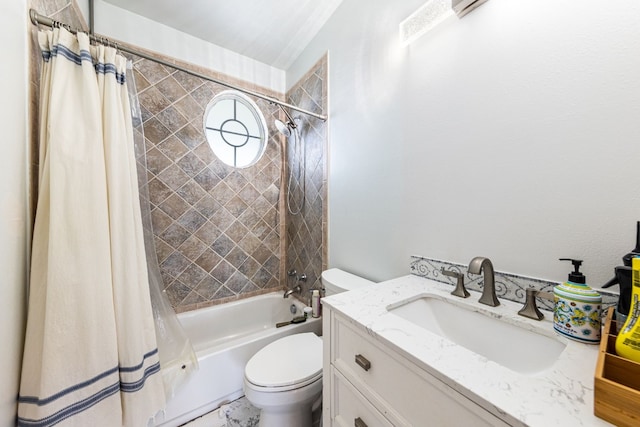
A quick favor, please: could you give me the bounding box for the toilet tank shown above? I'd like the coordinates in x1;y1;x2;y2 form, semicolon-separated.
321;268;374;296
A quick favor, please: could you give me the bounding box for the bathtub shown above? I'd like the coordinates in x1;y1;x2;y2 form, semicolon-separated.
156;292;322;427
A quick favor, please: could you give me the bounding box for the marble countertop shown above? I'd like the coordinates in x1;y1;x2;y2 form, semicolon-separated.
322;274;612;427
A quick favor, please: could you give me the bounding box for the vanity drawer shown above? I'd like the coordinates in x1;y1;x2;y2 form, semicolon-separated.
331;314;510;427
331;367;393;427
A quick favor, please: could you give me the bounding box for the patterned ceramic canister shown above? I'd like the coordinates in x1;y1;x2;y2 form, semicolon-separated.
553;281;602;344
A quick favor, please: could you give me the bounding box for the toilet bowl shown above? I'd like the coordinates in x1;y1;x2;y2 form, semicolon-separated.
243;333;323;427
243;269;374;427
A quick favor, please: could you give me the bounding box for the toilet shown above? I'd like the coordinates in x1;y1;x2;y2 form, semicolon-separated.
243;268;374;427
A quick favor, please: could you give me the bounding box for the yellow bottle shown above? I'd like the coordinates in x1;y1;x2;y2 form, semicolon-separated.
616;257;640;362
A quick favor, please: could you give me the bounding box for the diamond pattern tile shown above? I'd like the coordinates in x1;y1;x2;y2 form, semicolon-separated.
131;59;285;310
285;55;328;301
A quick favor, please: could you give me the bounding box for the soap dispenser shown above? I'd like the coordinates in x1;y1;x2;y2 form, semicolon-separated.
553;258;602;344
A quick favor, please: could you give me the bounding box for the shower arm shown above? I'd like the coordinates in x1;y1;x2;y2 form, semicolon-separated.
276;104;297;129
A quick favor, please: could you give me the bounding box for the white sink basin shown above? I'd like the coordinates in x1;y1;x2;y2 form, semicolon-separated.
387;296;567;375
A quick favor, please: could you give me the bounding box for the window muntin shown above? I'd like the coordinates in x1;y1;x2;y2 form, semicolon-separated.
203;90;268;168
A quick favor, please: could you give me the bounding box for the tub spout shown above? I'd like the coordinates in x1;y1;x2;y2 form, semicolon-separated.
283;285;301;298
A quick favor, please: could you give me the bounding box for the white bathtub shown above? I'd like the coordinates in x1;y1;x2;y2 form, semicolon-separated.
156;292;322;427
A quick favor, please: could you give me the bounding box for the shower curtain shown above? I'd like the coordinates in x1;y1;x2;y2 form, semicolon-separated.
127;62;198;403
18;28;165;426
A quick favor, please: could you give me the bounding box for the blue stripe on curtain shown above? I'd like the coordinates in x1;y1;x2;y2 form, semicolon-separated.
120;363;162;393
17;350;160;426
41;43;126;84
17;366;119;406
18;348;159;404
17;383;120;427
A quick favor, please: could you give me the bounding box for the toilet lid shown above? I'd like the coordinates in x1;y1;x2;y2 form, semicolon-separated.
245;333;322;389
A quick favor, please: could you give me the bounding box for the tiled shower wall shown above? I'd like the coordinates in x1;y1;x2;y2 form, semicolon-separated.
284;55;329;300
132;61;285;311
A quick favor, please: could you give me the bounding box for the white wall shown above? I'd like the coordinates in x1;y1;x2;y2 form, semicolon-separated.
288;0;640;287
92;0;287;94
0;1;28;425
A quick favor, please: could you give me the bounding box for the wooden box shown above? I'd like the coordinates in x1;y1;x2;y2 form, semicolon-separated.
594;308;640;426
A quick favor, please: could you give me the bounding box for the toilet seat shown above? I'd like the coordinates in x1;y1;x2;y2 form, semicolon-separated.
245;333;322;392
245;371;322;393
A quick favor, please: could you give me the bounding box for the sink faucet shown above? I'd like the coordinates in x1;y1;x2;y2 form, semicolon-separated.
283;285;301;298
468;257;500;307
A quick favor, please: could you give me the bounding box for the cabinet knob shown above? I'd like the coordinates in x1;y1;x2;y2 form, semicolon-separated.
355;354;371;371
354;417;368;427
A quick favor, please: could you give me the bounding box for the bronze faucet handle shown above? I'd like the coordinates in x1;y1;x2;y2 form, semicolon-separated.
518;288;554;320
441;268;470;298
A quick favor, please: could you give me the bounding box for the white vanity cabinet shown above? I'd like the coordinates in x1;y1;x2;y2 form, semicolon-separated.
322;308;511;427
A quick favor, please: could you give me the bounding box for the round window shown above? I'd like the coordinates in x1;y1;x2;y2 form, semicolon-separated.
203;90;268;168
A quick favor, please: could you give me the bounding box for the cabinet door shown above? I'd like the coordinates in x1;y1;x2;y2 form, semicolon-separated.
330;367;393;427
330;312;511;427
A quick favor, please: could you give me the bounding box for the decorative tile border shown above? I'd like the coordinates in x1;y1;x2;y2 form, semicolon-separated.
410;256;618;313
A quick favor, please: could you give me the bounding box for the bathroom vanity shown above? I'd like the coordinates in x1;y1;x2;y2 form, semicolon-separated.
324;310;509;426
321;275;613;426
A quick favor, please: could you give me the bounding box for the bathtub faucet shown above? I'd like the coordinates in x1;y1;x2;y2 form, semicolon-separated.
283;285;301;298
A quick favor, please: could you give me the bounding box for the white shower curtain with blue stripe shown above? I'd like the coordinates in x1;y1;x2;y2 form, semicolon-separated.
18;28;165;426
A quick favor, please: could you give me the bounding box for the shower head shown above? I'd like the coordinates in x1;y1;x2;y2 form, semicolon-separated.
274;119;291;137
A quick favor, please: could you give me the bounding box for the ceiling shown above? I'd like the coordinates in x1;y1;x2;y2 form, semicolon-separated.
102;0;344;70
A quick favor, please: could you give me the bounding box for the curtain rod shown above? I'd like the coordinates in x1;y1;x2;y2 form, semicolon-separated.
28;9;327;122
